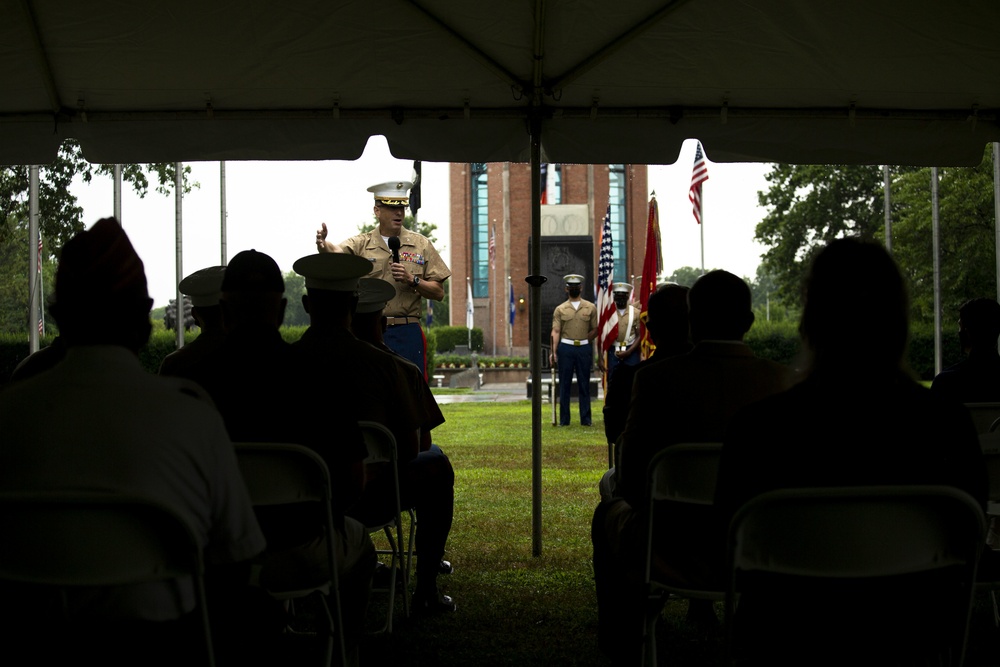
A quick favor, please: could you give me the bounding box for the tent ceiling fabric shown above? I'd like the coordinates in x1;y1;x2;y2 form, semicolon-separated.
3;0;999;166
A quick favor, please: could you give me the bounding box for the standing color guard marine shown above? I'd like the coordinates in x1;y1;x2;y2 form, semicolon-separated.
550;274;599;426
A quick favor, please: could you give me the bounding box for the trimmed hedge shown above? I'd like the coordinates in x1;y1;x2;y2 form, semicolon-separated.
745;320;802;366
0;320;967;387
433;325;484;352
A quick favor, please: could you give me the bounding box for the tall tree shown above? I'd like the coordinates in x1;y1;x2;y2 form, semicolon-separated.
753;148;996;327
665;265;717;288
0;140;193;334
755;164;892;306
890;146;997;324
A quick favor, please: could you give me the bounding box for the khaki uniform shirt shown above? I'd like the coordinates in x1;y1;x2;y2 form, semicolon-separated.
340;228;451;318
552;299;599;342
616;305;641;346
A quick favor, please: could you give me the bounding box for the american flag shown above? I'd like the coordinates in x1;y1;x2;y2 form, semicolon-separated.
595;204;617;356
689;142;709;224
489;225;495;270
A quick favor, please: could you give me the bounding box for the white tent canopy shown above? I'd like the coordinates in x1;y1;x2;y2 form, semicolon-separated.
7;0;1000;554
3;0;999;167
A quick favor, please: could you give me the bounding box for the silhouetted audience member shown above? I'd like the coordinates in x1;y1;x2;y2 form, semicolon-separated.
0;218;264;665
158;266;227;378
191;249;374;658
716;238;989;666
293;254;457;614
932;297;1000;403
592;270;791;663
350;277;398;355
8;334;66;382
603;283;692;450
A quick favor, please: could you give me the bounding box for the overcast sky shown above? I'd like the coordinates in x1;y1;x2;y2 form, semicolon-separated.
69;136;772;307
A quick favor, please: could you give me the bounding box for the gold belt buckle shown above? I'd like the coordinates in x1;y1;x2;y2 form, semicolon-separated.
573;340;581;346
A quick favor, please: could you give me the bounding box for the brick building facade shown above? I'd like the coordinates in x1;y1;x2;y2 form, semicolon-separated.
449;163;649;357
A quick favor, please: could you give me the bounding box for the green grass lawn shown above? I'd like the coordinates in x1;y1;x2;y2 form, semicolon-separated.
358;400;716;666
357;400;1000;667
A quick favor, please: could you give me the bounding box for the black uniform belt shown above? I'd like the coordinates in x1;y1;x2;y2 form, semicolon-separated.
385;316;420;326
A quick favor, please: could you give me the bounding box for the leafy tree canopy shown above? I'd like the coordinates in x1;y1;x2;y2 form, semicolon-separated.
890;149;997;324
754;163;903;306
753;148;997;327
0;139;193;334
282;270;309;327
664;266;717;288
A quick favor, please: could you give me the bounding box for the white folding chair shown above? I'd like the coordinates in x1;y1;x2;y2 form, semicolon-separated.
964;402;1000;435
978;435;1000;626
233;442;347;667
0;491;214;666
726;486;986;666
357;421;415;633
642;442;724;667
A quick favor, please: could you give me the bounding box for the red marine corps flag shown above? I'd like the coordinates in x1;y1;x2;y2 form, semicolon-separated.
639;194;662;359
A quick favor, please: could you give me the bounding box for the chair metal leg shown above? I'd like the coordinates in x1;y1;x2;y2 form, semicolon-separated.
402;509;416;618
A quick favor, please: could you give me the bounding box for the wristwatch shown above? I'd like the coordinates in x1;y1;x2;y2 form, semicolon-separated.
412;276;421;288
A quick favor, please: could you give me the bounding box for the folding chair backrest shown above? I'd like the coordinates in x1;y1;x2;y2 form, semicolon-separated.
356;420;412;633
233;442;329;507
647;442;723;506
0;492;213;664
981;437;1000;505
0;491;204;587
965;402;1000;435
357;421;404;519
358;421;398;467
233;442;346;666
729;486;985;579
726;486;986;666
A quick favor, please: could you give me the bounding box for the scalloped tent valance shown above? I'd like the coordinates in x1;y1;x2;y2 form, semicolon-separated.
2;0;998;167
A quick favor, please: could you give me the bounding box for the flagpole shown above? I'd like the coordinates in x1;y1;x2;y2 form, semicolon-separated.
28;166;39;353
38;238;44;337
993;143;1000;301
931;167;942;376
689;143;709;273
700;206;705;273
491;227;496;357
220;161;228;265
883;165;892;255
113;165;122;222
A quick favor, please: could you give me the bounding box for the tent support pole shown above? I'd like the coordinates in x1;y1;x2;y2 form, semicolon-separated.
528;110;544;557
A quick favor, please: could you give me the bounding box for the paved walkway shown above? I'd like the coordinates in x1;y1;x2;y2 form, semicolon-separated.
433;381;604;404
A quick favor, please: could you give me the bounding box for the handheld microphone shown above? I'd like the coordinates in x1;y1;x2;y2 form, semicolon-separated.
388;236;401;264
